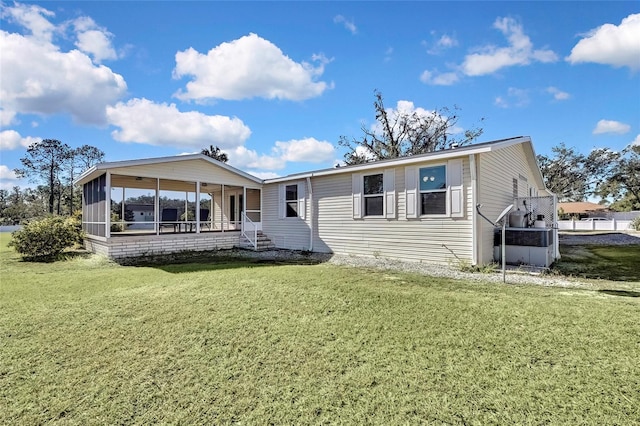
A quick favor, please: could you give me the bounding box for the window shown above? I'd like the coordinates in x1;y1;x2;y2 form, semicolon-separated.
279;182;305;220
285;184;298;217
363;174;384;216
419;165;446;215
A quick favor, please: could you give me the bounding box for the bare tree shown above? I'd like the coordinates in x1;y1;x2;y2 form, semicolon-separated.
339;90;484;165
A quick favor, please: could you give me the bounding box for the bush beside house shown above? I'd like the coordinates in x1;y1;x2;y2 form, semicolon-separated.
8;215;84;261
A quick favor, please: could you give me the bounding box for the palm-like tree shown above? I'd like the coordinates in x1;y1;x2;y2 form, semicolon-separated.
201;145;229;163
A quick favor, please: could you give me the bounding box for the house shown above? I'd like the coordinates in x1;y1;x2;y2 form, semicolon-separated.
557;201;608;219
76;136;558;266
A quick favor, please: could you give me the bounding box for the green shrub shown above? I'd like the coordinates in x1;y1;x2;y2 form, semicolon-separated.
8;216;84;261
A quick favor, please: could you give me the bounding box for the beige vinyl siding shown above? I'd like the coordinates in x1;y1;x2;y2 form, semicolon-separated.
477;144;542;264
297;160;473;265
261;180;311;250
109;159;261;188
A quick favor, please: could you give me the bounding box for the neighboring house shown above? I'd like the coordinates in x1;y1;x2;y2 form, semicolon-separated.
123;203;154;230
76;136;558;267
557;201;608;219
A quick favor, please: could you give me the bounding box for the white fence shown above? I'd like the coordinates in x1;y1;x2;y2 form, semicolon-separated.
558;219;632;231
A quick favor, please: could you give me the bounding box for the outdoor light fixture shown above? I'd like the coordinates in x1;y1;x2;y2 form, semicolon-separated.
135;177;143;181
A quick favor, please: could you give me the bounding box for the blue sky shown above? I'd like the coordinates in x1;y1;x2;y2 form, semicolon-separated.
1;1;639;189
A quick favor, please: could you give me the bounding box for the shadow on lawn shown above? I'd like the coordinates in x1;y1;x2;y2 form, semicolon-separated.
116;250;329;273
598;290;640;298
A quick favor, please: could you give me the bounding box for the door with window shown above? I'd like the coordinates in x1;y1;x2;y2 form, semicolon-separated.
227;192;244;230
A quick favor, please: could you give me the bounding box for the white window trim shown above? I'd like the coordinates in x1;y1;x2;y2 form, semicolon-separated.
363;173;384;217
353;169;396;219
418;162;449;218
278;181;306;220
405;159;464;219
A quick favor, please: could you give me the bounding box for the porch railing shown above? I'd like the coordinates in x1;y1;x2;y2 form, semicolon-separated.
241;211;258;250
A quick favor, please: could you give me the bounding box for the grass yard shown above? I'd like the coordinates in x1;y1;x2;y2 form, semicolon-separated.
1;234;639;424
553;244;640;282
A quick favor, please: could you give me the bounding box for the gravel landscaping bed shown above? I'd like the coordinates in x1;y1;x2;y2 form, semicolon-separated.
558;231;640;246
214;248;592;289
124;231;640;288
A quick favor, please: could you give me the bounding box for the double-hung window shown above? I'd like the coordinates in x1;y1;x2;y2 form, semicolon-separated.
419;165;447;215
405;159;463;219
279;181;306;220
352;169;396;219
363;173;384;216
285;184;298;217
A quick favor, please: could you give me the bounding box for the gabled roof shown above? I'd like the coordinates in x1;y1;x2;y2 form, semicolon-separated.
75;153;263;186
265;136;546;190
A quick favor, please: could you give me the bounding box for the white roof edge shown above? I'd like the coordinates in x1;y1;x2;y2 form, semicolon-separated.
265;136;532;184
75;153;263;185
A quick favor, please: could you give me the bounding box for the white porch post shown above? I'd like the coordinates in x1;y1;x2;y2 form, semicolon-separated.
105;171;111;238
242;186;247;232
196;181;201;234
121;186;125;231
184;195;188;229
221;184;225;233
155;178;160;235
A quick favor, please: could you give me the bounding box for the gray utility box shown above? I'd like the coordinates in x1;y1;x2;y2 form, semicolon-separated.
493;228;554;267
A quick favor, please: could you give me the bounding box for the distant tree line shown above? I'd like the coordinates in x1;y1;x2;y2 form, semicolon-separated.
537;143;640;210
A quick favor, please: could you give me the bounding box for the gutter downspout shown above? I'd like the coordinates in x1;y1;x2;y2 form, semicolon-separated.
469;154;478;265
306;176;313;251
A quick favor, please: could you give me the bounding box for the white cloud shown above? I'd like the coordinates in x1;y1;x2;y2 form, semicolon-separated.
225;138;334;173
546;86;570;101
0;130;39;150
425;33;459;55
462;17;557;76
333;15;357;35
173;33;332;102
494;87;530;108
106;98;252;149
273;138;334;163
0;165;21;190
420;70;460;86
249;171;280;180
73;16;118;63
631;134;640;146
0;4;127;125
2;2;56;42
0;165;18;180
567;13;640;71
593;119;631;135
227;146;283;171
0;109;17;127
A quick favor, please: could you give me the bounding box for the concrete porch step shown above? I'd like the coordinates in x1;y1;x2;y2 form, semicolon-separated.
238;232;275;251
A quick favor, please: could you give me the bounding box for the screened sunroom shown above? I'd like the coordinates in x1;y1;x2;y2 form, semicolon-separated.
76;154;263;258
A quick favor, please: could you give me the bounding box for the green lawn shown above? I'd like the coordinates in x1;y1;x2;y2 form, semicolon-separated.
1;234;639;424
553;244;640;281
